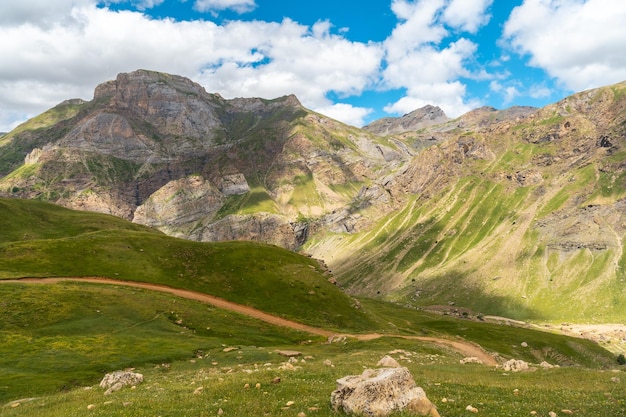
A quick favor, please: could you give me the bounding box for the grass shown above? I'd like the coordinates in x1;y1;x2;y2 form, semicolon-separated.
0;282;319;403
0;198;375;332
1;328;624;416
0;198;623;415
0;281;621;413
215;186;278;218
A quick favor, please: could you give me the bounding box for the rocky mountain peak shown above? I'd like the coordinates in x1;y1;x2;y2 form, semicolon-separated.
363;105;450;136
94;69;208;100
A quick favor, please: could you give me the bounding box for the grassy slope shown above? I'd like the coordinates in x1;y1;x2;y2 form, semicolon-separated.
0;198;373;332
0;198;622;414
0;286;622;415
310;84;626;323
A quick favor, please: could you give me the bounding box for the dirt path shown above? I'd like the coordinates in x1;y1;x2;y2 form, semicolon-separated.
1;277;498;366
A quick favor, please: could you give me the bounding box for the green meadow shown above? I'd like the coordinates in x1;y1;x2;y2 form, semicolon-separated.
0;198;624;416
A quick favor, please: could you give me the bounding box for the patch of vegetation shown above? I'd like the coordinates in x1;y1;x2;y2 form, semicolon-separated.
0;282;319;403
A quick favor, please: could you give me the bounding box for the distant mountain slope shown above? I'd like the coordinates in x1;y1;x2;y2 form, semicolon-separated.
306;81;626;322
363;104;450;136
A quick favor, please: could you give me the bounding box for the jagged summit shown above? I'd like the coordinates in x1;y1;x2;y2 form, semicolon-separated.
363;104;450;135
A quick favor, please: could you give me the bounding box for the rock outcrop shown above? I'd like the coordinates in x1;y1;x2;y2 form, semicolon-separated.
0;69;408;249
330;367;439;417
99;370;144;395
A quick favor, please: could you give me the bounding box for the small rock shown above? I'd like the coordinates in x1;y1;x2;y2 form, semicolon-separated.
193;387;204;395
100;370;144;395
377;355;402;367
530;412;537;416
521;342;528;347
244;383;250;389
323;359;334;367
441;398;447;403
255;383;261;389
271;377;281;384
460;357;483;365
513;388;520;396
286;401;295;407
466;405;478;413
561;410;574;415
331;367;439;417
223;347;238;353
10;403;20;408
87;404;96;410
611;377;620;383
297;413;306;417
549;412;557;417
218;408;224;415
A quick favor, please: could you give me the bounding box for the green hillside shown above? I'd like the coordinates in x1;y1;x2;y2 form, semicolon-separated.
0;198;622;415
0;198;372;332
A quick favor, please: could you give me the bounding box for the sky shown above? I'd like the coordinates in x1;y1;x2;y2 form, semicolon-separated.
1;0;626;133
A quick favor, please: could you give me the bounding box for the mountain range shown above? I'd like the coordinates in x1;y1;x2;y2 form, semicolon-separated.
2;69;625;323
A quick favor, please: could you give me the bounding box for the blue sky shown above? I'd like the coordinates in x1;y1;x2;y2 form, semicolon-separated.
1;0;625;132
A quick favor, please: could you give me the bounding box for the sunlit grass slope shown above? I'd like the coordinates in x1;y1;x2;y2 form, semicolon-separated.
0;198;373;332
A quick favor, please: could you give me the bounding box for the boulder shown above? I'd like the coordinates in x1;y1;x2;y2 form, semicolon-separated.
460;357;483;365
330;367;439;416
100;370;144;395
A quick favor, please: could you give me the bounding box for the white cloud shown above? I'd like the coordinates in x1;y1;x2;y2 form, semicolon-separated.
194;0;256;14
0;0;94;27
312;103;373;128
196;18;383;121
490;80;520;105
382;0;491;117
384;81;479;118
503;0;626;91
0;3;383;131
443;0;493;33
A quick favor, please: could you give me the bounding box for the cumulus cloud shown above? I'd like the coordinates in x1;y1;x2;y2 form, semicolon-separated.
382;0;491;117
0;0;93;27
312;103;373;128
489;80;520;105
503;0;626;91
197;19;382;106
443;0;494;33
0;2;382;131
194;0;256;14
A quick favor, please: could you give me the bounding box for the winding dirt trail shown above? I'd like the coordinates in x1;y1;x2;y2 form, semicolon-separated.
1;277;498;366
